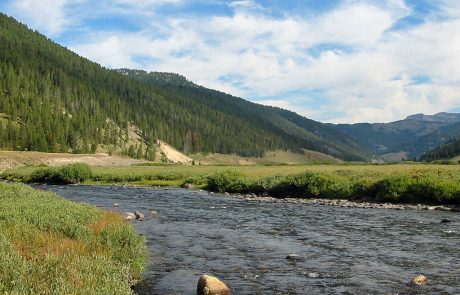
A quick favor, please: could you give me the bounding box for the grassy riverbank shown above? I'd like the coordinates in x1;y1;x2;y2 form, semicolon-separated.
2;163;460;205
0;182;146;294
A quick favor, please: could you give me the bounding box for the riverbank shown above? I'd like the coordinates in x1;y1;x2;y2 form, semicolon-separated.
0;182;146;294
2;163;460;206
216;192;460;212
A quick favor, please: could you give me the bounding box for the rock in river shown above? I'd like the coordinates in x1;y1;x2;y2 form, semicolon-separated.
412;275;428;285
122;211;144;221
149;210;160;217
286;254;305;262
134;211;145;221
197;274;231;295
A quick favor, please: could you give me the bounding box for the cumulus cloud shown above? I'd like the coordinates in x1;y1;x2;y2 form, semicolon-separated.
6;0;73;35
3;0;460;123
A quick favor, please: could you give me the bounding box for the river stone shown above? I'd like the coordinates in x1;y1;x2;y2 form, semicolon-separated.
150;210;160;217
197;275;231;295
412;275;428;285
135;211;145;221
286;254;305;262
122;212;136;220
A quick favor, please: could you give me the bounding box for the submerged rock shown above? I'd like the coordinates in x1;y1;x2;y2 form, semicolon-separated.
197;275;231;295
412;275;428;285
440;219;451;223
286;254;305;262
149;210;160;217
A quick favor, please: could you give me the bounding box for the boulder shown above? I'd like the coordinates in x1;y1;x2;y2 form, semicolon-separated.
412;275;428;285
113;203;119;207
134;211;144;221
122;212;137;221
197;275;231;295
440;219;451;223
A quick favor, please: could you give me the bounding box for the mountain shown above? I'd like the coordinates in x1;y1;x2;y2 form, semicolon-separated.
334;112;460;160
0;13;369;161
117;69;369;160
420;136;460;162
406;112;460;123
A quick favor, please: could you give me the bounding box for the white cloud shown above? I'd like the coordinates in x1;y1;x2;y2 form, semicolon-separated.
7;0;73;35
9;0;460;123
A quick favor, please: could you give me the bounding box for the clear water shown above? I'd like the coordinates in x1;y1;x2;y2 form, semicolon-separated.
38;185;460;295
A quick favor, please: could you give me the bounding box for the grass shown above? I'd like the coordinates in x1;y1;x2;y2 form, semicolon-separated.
0;183;146;294
2;162;460;205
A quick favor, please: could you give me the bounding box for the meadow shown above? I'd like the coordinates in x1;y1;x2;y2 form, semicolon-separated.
2;162;460;205
0;182;146;294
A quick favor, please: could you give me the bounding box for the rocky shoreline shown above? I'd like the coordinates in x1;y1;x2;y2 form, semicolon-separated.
210;191;460;212
81;183;460;212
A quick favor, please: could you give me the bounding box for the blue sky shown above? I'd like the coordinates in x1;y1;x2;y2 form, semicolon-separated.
1;0;460;123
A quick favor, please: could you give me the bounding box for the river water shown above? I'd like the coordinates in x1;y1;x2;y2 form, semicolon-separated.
38;185;459;294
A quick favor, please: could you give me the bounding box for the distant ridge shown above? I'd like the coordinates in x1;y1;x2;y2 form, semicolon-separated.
405;112;460;123
335;112;460;160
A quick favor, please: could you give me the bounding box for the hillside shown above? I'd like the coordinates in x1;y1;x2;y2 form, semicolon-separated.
118;69;370;161
335;112;460;160
420;136;460;162
0;13;369;161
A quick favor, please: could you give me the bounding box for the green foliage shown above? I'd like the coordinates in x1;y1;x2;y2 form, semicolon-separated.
0;183;146;294
375;172;460;204
376;174;414;202
206;171;251;193
29;163;93;184
181;174;210;187
268;172;352;199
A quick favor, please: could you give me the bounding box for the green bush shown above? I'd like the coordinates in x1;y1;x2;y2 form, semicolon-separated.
376;174;414;202
269;172;352;199
29;163;93;184
181;174;210;187
410;173;460;204
206;171;251;193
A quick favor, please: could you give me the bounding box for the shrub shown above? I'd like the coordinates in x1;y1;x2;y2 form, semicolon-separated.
206;171;251;193
181;174;210;188
252;174;286;194
410;173;460;204
376;174;413;202
29;163;93;184
269;172;352;199
58;163;93;184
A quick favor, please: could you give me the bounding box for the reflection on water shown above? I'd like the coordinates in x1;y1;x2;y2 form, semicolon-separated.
38;185;460;295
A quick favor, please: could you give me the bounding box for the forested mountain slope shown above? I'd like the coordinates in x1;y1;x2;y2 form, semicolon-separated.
0;13;369;161
335;112;460;159
117;69;370;160
420;136;460;162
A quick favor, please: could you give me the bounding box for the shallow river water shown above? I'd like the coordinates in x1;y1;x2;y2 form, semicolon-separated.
39;185;459;295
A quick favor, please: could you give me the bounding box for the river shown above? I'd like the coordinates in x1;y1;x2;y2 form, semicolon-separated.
38;185;460;295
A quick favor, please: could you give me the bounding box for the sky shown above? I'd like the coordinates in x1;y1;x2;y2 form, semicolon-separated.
1;0;460;123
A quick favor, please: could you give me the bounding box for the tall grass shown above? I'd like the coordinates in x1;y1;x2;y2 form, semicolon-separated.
0;183;146;294
2;163;460;204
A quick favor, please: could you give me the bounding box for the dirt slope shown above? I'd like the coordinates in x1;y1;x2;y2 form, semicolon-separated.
0;151;146;172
